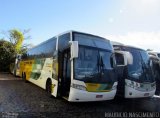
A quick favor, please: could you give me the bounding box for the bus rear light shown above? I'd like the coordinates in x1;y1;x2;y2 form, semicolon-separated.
72;83;86;91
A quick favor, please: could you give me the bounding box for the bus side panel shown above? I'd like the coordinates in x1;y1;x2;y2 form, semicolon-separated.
26;60;34;80
20;58;59;96
28;58;53;89
20;60;34;79
50;58;59;97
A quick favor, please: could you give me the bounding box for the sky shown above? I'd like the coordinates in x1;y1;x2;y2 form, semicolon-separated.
0;0;160;51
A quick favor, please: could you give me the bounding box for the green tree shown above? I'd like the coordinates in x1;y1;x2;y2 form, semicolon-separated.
0;39;16;72
9;29;24;54
0;29;31;72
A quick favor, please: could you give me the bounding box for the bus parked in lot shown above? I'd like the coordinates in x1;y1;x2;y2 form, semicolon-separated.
112;42;156;98
10;54;21;76
148;52;160;59
148;51;160;80
148;51;160;95
20;31;126;102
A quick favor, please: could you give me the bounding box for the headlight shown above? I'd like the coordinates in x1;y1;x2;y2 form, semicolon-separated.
126;81;134;88
72;83;86;91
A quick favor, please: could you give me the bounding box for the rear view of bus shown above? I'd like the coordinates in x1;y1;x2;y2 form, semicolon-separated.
112;43;156;98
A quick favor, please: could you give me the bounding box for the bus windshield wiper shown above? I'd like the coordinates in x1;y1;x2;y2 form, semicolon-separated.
100;56;105;73
141;61;150;82
96;55;100;72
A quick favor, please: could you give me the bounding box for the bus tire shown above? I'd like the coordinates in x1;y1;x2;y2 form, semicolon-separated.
46;79;52;97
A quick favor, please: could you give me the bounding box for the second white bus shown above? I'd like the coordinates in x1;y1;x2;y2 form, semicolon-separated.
112;42;156;98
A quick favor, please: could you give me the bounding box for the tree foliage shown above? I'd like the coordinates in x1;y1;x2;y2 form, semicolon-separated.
0;39;16;72
9;29;24;54
0;29;30;72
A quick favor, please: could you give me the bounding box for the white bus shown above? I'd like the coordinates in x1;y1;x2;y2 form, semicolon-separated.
20;31;126;102
112;42;156;98
148;51;160;95
10;54;21;76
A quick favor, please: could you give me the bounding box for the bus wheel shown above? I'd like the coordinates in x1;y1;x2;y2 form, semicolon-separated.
46;79;52;97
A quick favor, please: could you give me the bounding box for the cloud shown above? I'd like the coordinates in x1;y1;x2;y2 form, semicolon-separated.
124;0;160;16
119;8;127;14
108;17;114;23
119;9;123;14
106;31;160;52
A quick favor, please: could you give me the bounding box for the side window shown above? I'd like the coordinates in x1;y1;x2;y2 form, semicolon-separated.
44;38;56;57
26;37;57;59
84;49;92;60
58;33;70;52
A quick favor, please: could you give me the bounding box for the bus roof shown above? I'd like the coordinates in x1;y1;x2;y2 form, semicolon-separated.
28;30;110;51
148;51;160;54
111;41;145;51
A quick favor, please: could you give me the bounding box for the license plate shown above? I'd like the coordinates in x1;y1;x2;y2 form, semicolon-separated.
144;93;149;96
96;95;103;98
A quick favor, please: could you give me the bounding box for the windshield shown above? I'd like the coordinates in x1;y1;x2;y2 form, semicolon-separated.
73;32;113;51
124;47;154;82
140;50;155;82
126;48;143;80
74;46;117;83
157;53;160;58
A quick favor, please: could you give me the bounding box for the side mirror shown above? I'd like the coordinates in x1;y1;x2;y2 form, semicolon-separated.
69;41;79;60
114;51;133;66
125;51;133;65
114;52;127;66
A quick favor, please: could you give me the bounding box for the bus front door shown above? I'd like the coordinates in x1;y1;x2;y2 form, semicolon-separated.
59;49;71;98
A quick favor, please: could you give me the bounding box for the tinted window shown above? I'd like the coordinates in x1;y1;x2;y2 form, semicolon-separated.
27;37;56;59
140;50;150;65
74;33;113;51
113;45;155;82
74;46;116;83
125;48;142;74
58;33;70;51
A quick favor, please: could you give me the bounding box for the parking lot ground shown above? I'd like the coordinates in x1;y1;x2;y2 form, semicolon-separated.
0;73;160;118
0;72;21;80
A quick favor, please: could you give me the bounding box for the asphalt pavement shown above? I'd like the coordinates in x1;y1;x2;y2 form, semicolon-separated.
0;73;160;118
